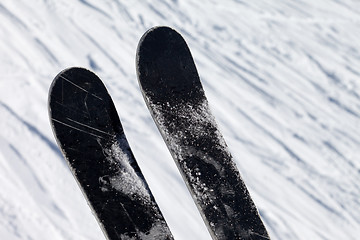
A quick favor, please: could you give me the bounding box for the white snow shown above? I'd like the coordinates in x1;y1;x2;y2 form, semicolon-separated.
1;0;360;239
101;136;152;203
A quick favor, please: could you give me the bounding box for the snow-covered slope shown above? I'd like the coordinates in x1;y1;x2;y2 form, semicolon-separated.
0;0;359;239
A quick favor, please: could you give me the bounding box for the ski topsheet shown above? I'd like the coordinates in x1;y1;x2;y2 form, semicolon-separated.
48;67;173;240
136;26;270;240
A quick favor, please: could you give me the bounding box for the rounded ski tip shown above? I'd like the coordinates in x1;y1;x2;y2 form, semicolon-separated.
48;67;107;121
49;67;103;96
140;26;178;39
136;25;201;104
49;67;93;97
136;26;185;68
48;67;85;115
137;26;178;50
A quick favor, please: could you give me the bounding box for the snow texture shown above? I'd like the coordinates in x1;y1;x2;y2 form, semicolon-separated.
146;97;232;210
1;0;360;239
143;86;267;239
101;135;152;204
101;136;173;239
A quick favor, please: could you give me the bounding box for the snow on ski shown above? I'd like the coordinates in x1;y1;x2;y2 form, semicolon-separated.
136;26;270;240
48;67;173;240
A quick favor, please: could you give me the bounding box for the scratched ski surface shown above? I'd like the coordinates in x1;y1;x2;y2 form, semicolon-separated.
137;26;270;240
48;67;173;240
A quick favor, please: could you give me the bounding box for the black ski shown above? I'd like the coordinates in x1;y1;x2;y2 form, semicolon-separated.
136;26;270;240
48;67;173;240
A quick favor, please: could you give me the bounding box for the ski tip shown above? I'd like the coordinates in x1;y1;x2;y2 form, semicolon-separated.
136;26;202;104
48;67;108;124
136;26;178;51
49;67;93;97
136;26;186;70
49;67;105;98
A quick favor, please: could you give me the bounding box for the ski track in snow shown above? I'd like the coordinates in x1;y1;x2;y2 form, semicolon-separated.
0;0;360;239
